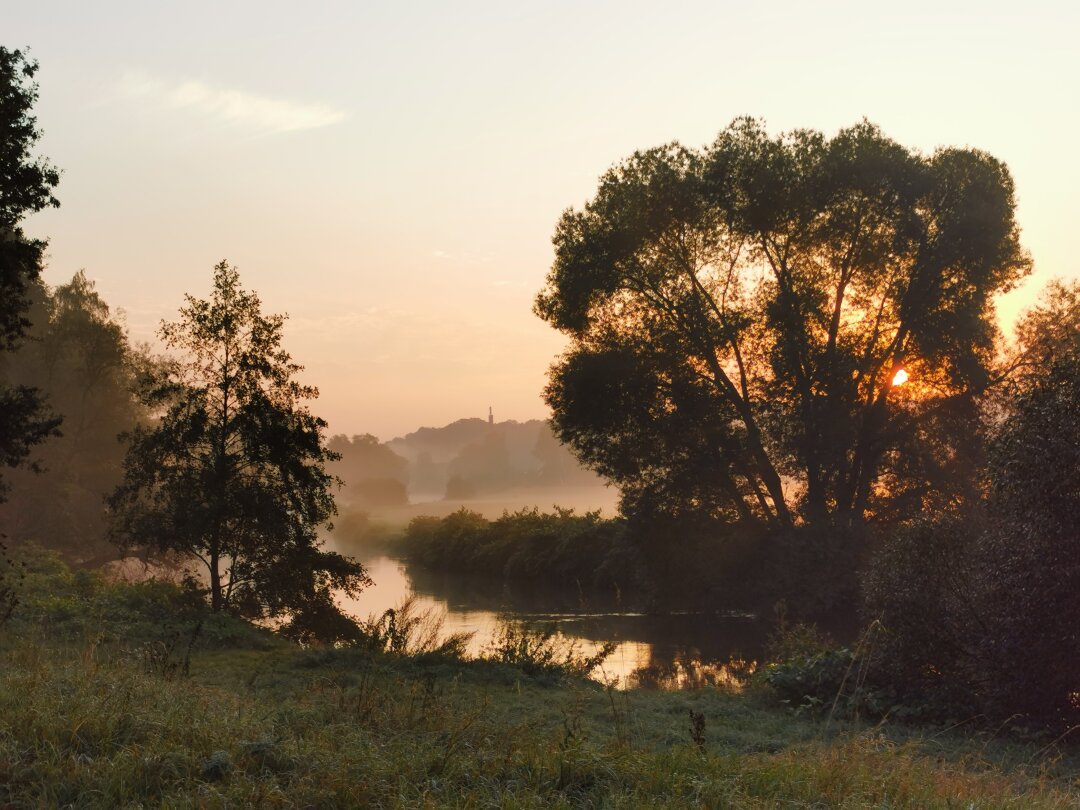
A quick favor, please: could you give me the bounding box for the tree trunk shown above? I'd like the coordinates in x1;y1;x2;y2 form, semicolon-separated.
209;542;222;611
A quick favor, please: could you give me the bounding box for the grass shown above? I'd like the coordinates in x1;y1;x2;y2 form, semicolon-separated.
3;638;1079;806
1;547;1078;807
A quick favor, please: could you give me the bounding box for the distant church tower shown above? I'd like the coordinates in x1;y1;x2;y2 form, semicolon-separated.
488;406;494;426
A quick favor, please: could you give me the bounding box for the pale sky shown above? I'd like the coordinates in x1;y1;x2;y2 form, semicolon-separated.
8;1;1079;440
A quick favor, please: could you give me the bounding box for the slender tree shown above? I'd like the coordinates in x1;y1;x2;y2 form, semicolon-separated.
109;262;369;626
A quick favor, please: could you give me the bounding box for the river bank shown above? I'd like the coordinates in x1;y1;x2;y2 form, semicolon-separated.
2;546;1078;807
4;630;1079;806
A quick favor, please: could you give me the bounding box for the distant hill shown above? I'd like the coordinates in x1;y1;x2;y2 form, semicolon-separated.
331;417;611;509
387;418;542;463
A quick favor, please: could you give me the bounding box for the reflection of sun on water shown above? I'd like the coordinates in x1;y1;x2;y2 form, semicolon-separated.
627;657;757;690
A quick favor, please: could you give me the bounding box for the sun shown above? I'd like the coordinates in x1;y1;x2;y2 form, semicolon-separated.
892;368;909;387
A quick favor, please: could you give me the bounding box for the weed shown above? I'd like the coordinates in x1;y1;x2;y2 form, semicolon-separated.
689;709;706;750
361;595;472;658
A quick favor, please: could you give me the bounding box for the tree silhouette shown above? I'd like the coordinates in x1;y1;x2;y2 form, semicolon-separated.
0;46;62;500
536;119;1030;528
109;262;369;627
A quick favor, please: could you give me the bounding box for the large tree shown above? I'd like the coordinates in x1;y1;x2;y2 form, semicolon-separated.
0;46;62;499
536;119;1029;528
109;262;369;626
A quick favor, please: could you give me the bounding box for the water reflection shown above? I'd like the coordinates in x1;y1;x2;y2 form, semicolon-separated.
337;554;773;688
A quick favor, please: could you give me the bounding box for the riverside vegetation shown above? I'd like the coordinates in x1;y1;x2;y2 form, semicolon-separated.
1;545;1078;808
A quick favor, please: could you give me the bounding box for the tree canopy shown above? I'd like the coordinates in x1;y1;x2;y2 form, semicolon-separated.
536;119;1030;528
109;262;368;632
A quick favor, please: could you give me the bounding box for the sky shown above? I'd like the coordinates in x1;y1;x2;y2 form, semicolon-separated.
7;1;1079;440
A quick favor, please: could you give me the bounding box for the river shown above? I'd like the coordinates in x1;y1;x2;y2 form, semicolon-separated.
336;553;779;687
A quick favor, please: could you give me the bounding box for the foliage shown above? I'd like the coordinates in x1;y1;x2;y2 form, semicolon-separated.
0;384;59;499
761;647;857;711
536;119;1029;528
356;596;473;659
972;291;1080;728
853;284;1080;732
1;273;152;564
0;46;60;345
0;46;62;498
861;513;984;706
401;507;639;591
760;620;980;725
108;262;369;637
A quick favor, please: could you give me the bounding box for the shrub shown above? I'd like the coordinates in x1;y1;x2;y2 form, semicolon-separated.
861;513;984;709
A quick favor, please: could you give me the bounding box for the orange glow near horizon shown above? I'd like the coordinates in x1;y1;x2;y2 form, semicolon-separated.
892;368;909;387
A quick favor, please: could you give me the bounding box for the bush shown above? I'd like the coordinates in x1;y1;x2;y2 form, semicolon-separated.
358;596;472;659
861;513;984;709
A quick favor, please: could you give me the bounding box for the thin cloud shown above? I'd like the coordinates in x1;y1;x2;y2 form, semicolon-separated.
117;70;346;134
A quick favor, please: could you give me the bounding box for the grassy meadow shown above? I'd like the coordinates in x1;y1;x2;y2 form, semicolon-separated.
1;548;1077;808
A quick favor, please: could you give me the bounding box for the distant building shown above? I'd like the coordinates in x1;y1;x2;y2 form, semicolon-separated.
488;406;493;426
